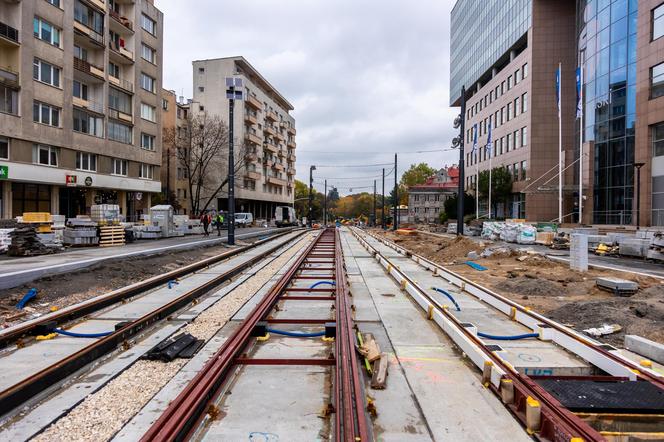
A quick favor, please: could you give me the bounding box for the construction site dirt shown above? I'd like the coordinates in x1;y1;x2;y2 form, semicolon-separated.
374;229;664;347
0;241;251;329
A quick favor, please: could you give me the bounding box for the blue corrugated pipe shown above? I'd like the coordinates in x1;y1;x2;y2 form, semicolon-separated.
266;328;326;338
309;281;335;289
53;328;113;338
16;288;37;310
477;332;539;340
431;287;461;311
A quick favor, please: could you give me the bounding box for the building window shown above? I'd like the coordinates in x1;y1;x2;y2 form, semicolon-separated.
33;144;58;166
112;158;128;176
141;133;155;150
108;120;132;144
0;137;8;159
198;86;204;92
651;63;664;98
654;4;664;40
0;85;18;115
46;0;61;6
33;59;61;87
140;73;156;93
507;75;513;90
522;63;528;78
109;87;132;114
74;0;103;34
76;152;97;171
513;163;519;181
33;101;60;127
139;163;154;179
514;130;519;150
506;103;511;121
141;43;156;63
74;109;103;137
521;161;527;181
506;133;511;153
521;127;528;146
33;17;61;47
108;62;120;79
141;14;156;35
198;67;204;74
515;68;520;84
514;97;520;116
141;103;156;122
653;123;664;156
522;92;528;112
162;98;168;110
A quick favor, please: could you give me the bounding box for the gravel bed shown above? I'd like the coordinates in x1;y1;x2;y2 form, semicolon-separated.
33;233;314;442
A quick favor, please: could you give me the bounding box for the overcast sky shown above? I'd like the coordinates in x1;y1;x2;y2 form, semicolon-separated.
159;0;459;195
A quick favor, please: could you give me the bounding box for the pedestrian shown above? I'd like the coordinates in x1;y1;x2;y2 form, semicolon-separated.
216;212;223;236
200;211;210;236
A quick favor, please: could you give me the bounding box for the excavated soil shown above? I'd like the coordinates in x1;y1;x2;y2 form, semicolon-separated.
374;229;664;346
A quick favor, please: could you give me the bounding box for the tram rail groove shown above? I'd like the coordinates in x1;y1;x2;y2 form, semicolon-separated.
0;228;298;351
0;229;306;419
350;227;663;441
141;227;370;442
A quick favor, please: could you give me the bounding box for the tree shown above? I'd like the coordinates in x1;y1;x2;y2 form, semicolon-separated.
400;163;437;187
163;112;247;216
388;184;408;206
478;166;513;218
294;179;324;221
443;192;476;221
327;187;340;203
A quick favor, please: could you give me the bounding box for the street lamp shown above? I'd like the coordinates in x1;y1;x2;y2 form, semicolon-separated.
634;162;645;228
308;165;316;227
225;77;243;245
455;85;466;236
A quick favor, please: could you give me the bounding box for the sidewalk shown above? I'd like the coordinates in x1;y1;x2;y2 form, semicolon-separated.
0;227;284;290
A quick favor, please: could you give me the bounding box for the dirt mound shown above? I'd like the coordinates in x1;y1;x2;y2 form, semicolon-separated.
494;276;566;298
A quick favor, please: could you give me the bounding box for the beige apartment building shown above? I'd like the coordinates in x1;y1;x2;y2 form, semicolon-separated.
191;56;296;220
160;88;190;214
0;0;163;220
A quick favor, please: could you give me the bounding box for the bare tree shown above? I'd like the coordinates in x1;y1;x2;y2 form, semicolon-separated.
163;112;248;216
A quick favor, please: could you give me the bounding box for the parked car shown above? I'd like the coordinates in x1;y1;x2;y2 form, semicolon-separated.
275;206;297;227
234;212;254;227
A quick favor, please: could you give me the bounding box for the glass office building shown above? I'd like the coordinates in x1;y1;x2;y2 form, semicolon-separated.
450;0;532;105
577;0;638;224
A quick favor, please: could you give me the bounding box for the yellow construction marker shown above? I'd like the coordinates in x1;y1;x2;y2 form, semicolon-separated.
427;305;434;320
36;333;57;341
640;359;653;368
256;333;270;342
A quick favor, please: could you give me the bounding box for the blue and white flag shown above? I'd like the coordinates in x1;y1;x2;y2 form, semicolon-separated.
471;123;478;153
555;65;561;118
486;121;492;158
575;67;583;119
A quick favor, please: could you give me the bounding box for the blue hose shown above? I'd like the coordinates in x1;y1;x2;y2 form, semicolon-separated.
309;281;336;289
266;328;326;338
53;328;113;338
167;280;179;289
431;287;461;311
477;332;539;340
16;288;37;310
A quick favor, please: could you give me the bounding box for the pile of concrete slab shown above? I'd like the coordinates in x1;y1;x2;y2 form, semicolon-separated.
64;217;99;246
572;227;664;260
132;225;163;239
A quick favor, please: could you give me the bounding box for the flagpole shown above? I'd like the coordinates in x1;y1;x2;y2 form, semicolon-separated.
578;66;584;225
558;62;563;224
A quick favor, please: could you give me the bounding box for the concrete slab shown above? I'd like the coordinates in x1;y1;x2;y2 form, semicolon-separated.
272;300;334;322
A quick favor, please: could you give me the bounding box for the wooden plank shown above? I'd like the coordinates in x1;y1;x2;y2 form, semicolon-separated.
370;353;389;389
359;333;381;362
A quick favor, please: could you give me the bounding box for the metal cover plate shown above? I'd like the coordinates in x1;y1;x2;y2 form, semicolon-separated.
536;379;664;413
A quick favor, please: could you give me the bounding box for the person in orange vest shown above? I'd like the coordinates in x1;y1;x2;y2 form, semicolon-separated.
200;211;210;236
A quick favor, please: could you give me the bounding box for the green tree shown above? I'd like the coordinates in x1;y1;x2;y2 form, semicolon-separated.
478;166;513;218
294;180;324;220
443;192;476;221
327;187;340;202
388;184;408;206
400;163;437;187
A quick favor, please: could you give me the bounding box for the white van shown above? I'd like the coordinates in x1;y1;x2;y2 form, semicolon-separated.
275;206;297;227
234;212;253;227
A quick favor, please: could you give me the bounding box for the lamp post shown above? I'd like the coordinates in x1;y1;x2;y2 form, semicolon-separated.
393;153;398;231
308;165;316;227
635;162;645;228
225;77;243;246
455;85;466;236
381;168;385;229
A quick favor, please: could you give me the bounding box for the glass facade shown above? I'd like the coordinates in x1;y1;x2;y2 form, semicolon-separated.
450;0;532;105
577;0;637;224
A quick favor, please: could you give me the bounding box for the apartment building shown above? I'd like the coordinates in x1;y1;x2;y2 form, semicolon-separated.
160;88;190;214
451;0;578;222
192;56;296;221
0;0;163;220
407;166;459;224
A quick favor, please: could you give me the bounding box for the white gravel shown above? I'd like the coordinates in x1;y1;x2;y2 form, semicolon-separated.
33;233;314;442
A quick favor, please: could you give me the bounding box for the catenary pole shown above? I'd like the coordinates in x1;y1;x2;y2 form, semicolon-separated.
457;86;466;235
373;179;376;227
324;179;328;226
578;66;584;225
381;168;385;229
393;153;398;230
227;88;236;245
558;62;563;224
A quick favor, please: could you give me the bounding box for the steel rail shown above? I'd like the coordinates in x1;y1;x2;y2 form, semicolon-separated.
350;227;602;441
140;230;325;441
0;228;298;350
0;229;306;418
360;228;664;389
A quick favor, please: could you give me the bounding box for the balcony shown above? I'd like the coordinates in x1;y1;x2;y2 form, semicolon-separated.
287;167;295;176
74;56;105;80
108;74;134;93
86;0;106;11
275;131;285;141
263;142;278;154
246;94;261;109
287;126;296;135
0;67;19;89
109;9;133;32
244;113;257;125
74;20;104;46
244;151;259;162
244;171;261;181
267;176;287;187
266;110;278;121
287;139;296;148
245;132;262;145
287;152;296;162
109;41;134;63
0;22;19;46
108;107;133;123
73;97;104;114
272;162;284;171
263;125;276;137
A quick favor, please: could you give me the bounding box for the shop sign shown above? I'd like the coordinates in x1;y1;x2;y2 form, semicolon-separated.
66;175;77;187
94;195;102;204
85;176;93;187
0;165;7;180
